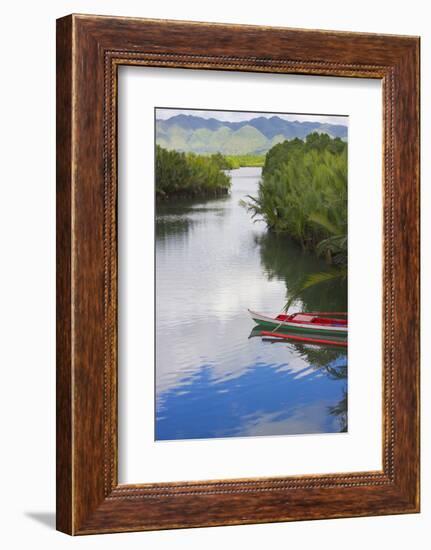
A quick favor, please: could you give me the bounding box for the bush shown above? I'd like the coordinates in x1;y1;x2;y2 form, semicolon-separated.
155;146;232;198
246;133;347;252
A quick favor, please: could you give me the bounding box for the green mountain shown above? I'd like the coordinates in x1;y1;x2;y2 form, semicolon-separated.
221;125;268;155
156;114;348;155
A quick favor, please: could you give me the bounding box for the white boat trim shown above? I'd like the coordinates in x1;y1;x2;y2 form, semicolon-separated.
248;309;348;333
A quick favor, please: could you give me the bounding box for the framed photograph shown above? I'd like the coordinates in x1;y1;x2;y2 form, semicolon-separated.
56;14;420;534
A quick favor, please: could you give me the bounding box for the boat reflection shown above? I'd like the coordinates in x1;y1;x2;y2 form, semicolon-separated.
248;325;347;347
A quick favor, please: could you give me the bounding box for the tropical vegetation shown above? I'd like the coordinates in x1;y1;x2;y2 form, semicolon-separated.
225;154;265;168
155;145;231;199
244;133;348;301
246;133;347;248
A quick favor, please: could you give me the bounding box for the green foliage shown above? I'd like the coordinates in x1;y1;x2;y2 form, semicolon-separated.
299;268;347;291
208;152;233;170
155;146;232;199
245;133;348;306
225;155;265;168
247;133;347;251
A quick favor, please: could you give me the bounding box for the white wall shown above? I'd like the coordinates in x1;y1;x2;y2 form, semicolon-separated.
0;1;427;548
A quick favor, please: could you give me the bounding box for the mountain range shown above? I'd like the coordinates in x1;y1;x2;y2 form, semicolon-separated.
156;114;348;155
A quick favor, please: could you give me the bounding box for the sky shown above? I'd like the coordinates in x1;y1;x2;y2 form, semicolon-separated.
155;108;348;126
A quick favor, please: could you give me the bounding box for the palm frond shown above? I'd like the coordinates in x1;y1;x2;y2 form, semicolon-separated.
300;268;347;290
308;211;342;236
285;267;347;311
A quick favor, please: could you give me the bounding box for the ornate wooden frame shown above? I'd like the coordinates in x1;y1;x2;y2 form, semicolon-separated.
56;14;420;534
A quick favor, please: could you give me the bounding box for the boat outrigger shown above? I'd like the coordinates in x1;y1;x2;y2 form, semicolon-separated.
248;309;348;336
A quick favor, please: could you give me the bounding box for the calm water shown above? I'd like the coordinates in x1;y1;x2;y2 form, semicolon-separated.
155;167;347;440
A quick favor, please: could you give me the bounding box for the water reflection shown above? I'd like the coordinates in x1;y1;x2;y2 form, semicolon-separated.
256;232;347;313
155;167;347;441
328;389;348;433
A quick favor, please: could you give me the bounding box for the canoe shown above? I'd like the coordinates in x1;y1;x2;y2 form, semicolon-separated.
248;309;348;335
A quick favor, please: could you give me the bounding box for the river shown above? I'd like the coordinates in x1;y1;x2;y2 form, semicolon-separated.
155;167;347;440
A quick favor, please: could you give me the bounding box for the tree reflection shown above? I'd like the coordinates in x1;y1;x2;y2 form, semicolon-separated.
255;231;347;313
156;196;229;241
248;327;348;432
328;389;348;432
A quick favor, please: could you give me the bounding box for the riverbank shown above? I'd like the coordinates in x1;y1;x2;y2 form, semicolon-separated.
156;187;230;201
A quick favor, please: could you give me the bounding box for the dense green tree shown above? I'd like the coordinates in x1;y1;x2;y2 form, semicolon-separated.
155;146;231;198
244;133;348;306
246;133;347;252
